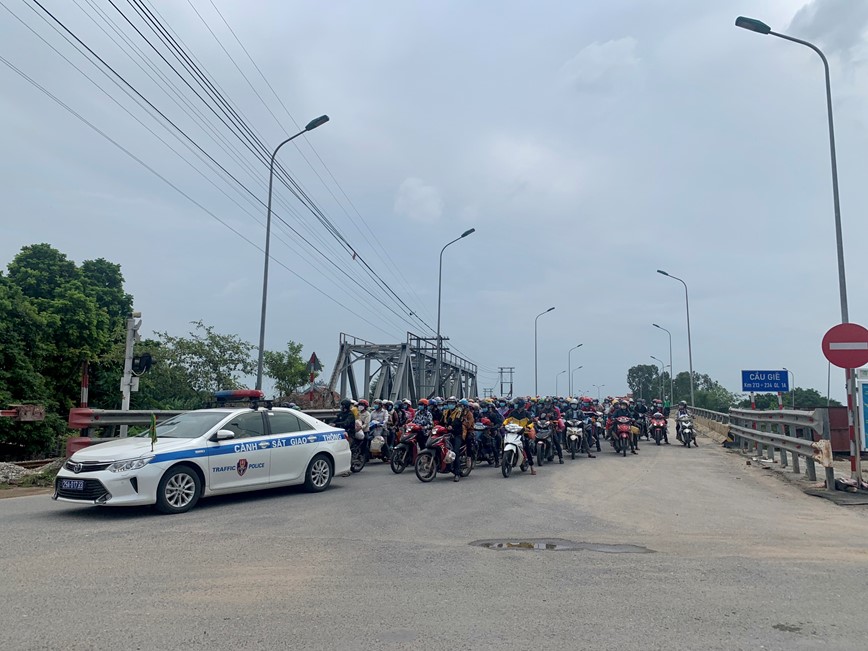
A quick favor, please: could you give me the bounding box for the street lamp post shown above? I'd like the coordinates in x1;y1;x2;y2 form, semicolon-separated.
571;366;584;395
657;270;694;406
556;370;566;396
651;356;666;401
435;228;476;396
784;367;795;408
736;15;858;482
534;307;555;396
653;323;674;403
568;344;583;396
256;115;330;391
593;384;605;401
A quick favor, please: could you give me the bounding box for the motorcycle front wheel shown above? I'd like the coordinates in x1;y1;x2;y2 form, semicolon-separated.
390;445;408;474
501;450;513;478
414;451;437;482
621;439;627;457
460;454;474;478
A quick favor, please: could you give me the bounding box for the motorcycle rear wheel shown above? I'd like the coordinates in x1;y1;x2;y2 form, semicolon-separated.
350;448;367;473
502;450;513;478
414;451;437;482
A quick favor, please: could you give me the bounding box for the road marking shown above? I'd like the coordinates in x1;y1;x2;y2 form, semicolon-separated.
829;342;868;350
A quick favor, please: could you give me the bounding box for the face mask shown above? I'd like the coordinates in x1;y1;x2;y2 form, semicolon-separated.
386;406;393;411
447;403;456;409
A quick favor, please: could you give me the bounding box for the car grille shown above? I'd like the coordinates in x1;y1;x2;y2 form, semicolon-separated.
64;460;111;473
55;478;110;501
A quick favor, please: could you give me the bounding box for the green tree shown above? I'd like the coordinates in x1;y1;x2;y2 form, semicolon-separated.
1;244;134;457
155;321;255;394
737;387;841;409
627;364;659;401
263;341;314;398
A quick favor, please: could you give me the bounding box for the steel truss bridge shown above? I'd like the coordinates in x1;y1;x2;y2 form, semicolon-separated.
328;332;478;402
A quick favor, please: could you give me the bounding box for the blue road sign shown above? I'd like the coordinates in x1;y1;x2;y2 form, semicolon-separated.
741;370;789;392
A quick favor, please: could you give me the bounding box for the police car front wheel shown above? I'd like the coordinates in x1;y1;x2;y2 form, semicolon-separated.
156;465;202;514
304;454;333;493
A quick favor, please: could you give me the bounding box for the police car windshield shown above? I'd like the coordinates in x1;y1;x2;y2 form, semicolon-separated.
138;412;228;439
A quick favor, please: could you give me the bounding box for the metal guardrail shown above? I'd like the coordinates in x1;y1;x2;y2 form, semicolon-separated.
725;407;835;491
690;407;729;423
68;407;341;433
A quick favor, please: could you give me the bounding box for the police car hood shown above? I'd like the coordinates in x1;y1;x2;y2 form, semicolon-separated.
70;437;194;462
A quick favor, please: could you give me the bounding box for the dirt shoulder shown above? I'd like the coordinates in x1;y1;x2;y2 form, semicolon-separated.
0;486;52;499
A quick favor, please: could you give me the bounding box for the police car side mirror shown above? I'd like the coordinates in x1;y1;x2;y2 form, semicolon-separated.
212;429;235;442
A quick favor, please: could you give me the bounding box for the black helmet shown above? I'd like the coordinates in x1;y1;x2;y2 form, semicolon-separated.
340;398;352;408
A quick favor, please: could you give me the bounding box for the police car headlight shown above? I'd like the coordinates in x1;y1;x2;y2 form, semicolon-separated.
108;457;153;473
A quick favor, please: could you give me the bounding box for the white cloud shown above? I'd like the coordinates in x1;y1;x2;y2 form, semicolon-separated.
559;37;640;90
789;0;868;58
393;177;443;223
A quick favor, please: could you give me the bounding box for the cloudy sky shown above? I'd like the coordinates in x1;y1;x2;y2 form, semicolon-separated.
2;0;868;401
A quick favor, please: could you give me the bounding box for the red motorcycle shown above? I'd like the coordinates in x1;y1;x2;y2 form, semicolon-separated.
613;416;633;456
649;412;668;445
390;422;426;474
415;425;473;482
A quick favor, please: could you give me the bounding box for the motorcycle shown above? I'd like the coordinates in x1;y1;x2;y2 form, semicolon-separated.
501;422;530;478
566;419;584;460
613;416;633;456
649;412;668;445
350;425;367;473
535;419;554;466
390;422;425;474
415;425;473;482
473;421;501;466
678;415;696;448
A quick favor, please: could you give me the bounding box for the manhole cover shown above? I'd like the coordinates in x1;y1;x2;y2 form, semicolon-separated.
469;538;653;553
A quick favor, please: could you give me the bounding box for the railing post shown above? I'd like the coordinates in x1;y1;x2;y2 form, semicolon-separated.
778;423;788;468
820;409;835;491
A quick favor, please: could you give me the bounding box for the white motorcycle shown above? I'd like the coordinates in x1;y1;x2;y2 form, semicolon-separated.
566;419;584;460
501;423;530;478
678;415;696;448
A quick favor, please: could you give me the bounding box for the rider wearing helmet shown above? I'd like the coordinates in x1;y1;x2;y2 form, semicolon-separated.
334;398;357;436
443;398;473;482
610;399;638;454
357;399;371;433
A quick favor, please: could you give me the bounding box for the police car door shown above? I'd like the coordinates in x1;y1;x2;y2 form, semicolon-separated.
264;411;319;484
209;411;271;491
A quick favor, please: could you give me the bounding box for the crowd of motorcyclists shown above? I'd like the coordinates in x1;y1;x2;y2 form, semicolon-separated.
331;393;695;481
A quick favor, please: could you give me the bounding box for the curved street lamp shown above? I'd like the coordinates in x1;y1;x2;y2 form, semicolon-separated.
735;15;856;481
653;323;674;403
257;115;330;391
568;344;583;396
534;307;555;395
555;370;567;396
435;228;476;395
657;270;694;406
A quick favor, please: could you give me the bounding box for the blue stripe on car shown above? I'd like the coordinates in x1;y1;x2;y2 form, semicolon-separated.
151;429;345;464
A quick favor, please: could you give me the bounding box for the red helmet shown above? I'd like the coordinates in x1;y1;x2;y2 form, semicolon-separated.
358;399;369;408
481;417;492;426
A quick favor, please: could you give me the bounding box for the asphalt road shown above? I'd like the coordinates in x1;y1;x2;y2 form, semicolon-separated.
2;429;868;651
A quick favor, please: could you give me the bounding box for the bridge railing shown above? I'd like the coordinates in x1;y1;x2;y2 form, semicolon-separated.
721;407;834;491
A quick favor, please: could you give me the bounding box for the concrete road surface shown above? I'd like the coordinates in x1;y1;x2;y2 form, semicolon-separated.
2;432;868;651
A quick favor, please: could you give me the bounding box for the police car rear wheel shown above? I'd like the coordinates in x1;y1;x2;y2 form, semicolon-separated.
156;465;201;514
304;454;333;493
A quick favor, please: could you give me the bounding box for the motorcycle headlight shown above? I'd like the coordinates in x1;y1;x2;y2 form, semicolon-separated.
107;456;153;473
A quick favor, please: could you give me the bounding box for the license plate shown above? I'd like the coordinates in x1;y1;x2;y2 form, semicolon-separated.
60;479;85;491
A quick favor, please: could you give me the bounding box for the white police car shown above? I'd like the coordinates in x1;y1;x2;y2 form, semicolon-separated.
53;404;351;514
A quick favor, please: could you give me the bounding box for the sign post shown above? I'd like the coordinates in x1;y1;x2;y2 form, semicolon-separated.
822;323;868;484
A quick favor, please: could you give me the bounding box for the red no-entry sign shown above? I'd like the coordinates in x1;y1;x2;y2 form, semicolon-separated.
822;323;868;369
